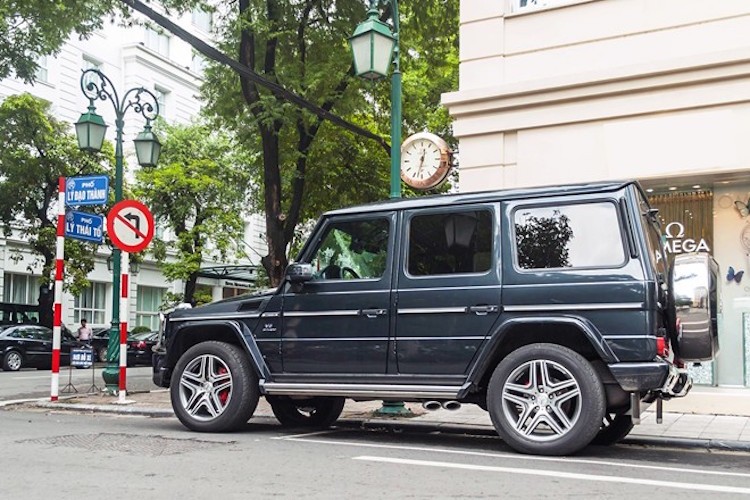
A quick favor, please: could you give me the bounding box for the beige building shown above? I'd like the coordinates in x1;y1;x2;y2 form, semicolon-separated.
443;0;750;386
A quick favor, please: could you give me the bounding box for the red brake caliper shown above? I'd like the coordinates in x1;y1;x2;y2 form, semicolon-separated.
218;367;229;405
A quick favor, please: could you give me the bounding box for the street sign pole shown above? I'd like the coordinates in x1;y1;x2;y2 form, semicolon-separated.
51;177;66;402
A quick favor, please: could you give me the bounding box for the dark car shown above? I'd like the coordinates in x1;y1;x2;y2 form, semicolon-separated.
0;302;41;326
0;324;85;371
127;331;157;366
90;327;113;362
153;180;718;455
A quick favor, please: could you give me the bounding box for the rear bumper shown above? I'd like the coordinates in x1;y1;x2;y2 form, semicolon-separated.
609;360;691;397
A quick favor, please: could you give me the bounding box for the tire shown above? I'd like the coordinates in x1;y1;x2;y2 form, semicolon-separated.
170;341;259;432
487;343;605;456
592;413;634;446
267;396;345;427
2;350;23;371
98;347;108;363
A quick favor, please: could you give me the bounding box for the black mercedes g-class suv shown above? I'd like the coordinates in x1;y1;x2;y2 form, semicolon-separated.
153;180;718;455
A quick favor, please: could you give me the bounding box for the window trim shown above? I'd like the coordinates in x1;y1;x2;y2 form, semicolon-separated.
511;198;628;273
403;205;495;280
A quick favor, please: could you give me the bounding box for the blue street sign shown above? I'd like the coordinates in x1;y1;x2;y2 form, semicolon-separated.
71;348;93;367
66;175;109;206
65;210;104;244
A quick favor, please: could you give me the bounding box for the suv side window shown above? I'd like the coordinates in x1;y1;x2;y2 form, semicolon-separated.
514;202;625;270
408;210;493;276
309;218;389;280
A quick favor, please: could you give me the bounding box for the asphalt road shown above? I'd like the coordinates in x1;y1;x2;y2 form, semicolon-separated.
1;408;749;499
0;365;156;401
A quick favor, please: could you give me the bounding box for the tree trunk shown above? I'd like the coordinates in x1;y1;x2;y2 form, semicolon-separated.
184;273;198;306
38;284;54;329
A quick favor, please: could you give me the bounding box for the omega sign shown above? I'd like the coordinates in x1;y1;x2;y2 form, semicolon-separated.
663;221;710;254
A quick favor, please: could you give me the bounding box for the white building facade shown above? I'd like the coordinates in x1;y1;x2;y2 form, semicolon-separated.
443;0;750;386
0;8;265;332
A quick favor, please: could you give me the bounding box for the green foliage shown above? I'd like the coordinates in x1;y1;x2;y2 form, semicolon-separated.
130;325;151;334
0;0;201;83
515;212;573;269
135;121;251;303
0;93;114;295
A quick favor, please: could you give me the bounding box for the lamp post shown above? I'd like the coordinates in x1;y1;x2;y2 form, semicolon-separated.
350;1;410;416
349;0;401;199
75;69;161;393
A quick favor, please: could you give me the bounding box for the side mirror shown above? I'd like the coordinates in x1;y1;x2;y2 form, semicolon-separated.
286;263;314;284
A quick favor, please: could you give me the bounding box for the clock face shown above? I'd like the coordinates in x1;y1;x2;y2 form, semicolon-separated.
400;133;451;190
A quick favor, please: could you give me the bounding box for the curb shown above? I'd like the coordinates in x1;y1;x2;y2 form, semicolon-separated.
9;399;750;453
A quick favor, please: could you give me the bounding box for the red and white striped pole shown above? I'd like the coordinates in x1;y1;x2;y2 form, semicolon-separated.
118;251;129;403
51;177;66;402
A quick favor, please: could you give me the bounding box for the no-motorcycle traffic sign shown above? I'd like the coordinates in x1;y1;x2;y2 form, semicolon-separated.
107;200;155;253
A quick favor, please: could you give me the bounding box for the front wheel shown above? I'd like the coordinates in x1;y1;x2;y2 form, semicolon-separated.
487;343;605;456
170;341;259;432
267;396;345;427
3;350;23;371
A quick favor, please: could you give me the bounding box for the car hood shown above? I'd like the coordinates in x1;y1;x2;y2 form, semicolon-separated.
169;288;278;320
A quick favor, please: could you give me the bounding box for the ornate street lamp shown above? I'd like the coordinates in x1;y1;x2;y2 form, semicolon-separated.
350;1;409;416
350;0;401;200
75;68;160;393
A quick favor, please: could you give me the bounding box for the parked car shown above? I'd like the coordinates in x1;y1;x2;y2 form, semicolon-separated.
90;327;113;362
127;331;157;366
153;180;718;456
0;302;41;326
0;324;85;371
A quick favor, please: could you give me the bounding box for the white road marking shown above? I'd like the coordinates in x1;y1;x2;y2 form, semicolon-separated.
354;456;750;495
272;429;338;440
280;436;750;479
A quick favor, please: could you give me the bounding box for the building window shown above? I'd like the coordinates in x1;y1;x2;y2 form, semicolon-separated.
35;55;48;83
144;27;170;58
408;210;492;276
3;273;40;305
191;51;207;74
136;286;165;330
514;202;625;270
192;8;212;32
74;282;107;325
648;191;714;257
82;56;102;90
154;87;169;120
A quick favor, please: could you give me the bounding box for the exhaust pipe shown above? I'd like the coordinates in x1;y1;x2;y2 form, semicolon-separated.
441;401;461;411
422;401;442;411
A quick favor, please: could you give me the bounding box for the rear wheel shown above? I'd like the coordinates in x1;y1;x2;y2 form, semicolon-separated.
3;350;23;371
170;341;259;432
98;347;108;363
267;396;345;427
487;343;605;456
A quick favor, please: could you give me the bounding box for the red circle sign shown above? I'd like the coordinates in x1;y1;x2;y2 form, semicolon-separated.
107;200;155;253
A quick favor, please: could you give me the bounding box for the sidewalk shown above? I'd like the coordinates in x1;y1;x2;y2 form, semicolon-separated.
16;386;750;452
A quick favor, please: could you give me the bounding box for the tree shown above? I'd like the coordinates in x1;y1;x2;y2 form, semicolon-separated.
202;0;458;285
135;121;251;305
0;93;114;327
0;0;198;83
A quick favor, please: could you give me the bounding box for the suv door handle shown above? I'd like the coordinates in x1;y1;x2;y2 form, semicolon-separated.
360;308;387;318
467;305;499;316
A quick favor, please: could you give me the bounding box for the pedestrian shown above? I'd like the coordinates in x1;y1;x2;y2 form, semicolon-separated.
77;318;92;343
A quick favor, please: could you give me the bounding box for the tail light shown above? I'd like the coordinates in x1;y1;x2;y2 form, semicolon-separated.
656;336;669;358
130;341;147;350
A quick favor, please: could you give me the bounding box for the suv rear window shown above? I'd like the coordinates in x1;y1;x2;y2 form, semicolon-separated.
514;202;625;270
408;209;493;276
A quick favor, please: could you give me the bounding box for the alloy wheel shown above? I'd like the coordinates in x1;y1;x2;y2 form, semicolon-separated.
178;354;233;422
501;359;582;442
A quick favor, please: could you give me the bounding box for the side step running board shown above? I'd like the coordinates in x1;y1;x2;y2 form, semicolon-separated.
261;382;466;400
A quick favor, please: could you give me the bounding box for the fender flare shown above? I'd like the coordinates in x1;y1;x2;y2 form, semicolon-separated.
169;320;272;381
463;315;618;394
